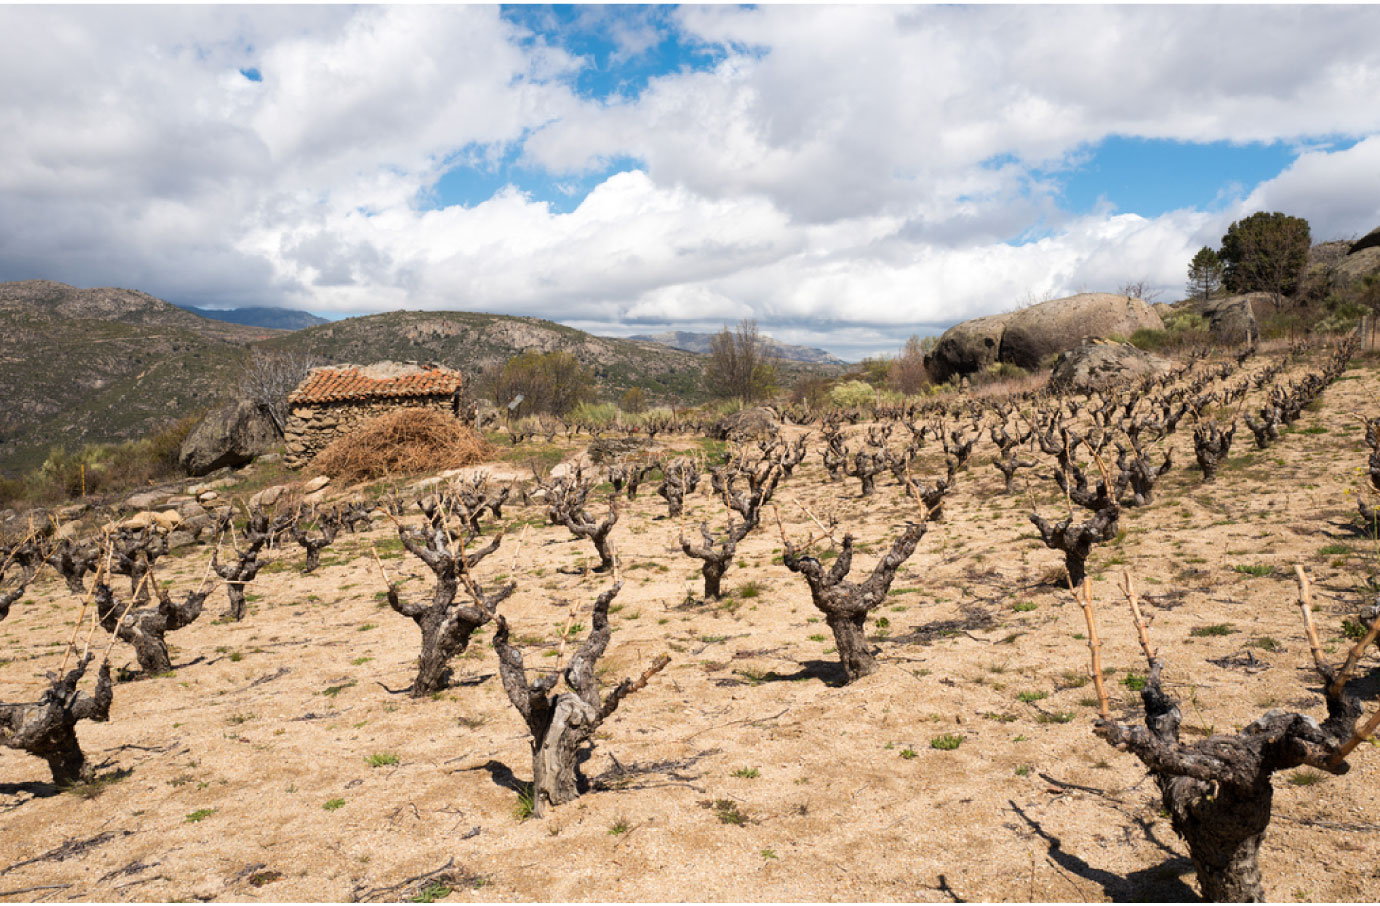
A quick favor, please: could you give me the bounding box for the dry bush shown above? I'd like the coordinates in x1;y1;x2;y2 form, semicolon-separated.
308;409;492;483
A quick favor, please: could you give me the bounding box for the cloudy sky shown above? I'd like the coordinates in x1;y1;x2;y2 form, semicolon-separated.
3;5;1379;360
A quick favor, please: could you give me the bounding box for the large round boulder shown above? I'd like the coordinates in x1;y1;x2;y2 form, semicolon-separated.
1050;339;1173;394
714;407;779;442
1000;293;1163;370
1351;225;1380;256
178;399;279;476
1200;294;1261;345
926;313;1012;382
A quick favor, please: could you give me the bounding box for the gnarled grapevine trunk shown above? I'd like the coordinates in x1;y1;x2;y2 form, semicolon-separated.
680;520;750;600
1094;571;1378;902
390;526;510;697
0;655;112;786
783;523;927;682
95;580;208;675
493;583;668;816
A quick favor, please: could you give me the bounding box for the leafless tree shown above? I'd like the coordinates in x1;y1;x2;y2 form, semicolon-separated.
241;348;322;435
706;319;775;401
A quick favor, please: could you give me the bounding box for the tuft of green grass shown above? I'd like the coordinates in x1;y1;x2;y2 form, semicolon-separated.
1122;673;1147;692
323;798;346;811
248;870;283;888
1250;636;1282;652
513;785;535;822
930;734;964;750
185;808;216;823
320;680;357;697
1017;690;1048;703
1287;769;1326;787
410;881;452;903
737;581;762;599
1233;564;1275;578
711;798;748;825
366;753;399;768
62;769;130;800
732;766;760;779
608;819;631;836
1036;711;1076;724
899;748;918;760
1015;764;1031;776
1190;623;1237;637
1341;619;1368;641
1012;601;1038;613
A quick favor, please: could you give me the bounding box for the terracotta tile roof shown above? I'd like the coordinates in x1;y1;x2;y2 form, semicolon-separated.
289;364;463;405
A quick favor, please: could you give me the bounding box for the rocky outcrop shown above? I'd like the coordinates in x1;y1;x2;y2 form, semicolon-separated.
928;294;1163;381
1352;226;1380;256
178;400;279;477
1200;294;1261;345
1050;339;1172;394
715;407;780;442
926;313;1012;383
999;293;1163;370
1333;247;1380;285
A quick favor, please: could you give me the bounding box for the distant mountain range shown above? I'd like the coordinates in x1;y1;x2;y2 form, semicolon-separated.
629;330;847;365
0;280;843;475
176;305;329;330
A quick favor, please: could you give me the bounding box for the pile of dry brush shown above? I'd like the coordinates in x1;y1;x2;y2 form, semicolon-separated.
309;409;492;484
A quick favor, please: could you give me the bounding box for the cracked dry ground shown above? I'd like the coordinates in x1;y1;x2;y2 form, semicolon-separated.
2;350;1379;902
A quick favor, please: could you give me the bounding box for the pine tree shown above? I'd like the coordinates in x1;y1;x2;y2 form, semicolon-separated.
1185;246;1224;302
1219;212;1311;310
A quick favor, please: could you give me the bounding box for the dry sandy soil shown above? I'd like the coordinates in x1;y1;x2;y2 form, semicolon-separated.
2;346;1379;903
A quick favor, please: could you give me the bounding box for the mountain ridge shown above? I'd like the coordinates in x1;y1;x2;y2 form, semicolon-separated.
629;330;847;365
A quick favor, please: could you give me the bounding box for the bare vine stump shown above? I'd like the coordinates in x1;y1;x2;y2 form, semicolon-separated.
95;580;208;675
290;510;340;574
994;451;1036;493
111;529;168;602
845;450;886;497
210;508;281;621
1194;420;1235;482
0;580;25;621
1029;502;1119;588
557;504;619;573
680;519;751;600
657;460;700;518
0;655;112;786
783;523;927;682
1094;572;1379;902
47;539;100;594
391;526;512;697
493;583;669;816
1115;447;1172;507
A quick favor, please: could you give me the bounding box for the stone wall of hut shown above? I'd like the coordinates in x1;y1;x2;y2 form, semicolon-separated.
283;396;451;467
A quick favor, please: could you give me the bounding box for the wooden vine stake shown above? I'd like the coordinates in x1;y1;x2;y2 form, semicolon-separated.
1077;578;1110;720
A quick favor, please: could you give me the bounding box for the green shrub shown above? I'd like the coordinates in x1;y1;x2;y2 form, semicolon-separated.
829;380;876;409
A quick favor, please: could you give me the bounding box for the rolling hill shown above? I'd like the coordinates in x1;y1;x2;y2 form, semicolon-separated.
0;282;845;477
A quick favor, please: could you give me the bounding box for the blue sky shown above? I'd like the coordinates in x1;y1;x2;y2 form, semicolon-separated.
2;5;1380;360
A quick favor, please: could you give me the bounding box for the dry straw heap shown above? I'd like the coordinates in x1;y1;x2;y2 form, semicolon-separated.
283;361;465;468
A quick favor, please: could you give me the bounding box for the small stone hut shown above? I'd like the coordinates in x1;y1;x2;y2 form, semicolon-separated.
283;361;463;467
